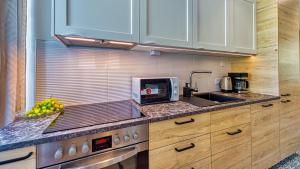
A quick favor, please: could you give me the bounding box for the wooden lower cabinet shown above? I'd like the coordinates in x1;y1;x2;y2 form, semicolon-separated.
251;100;280;169
280;95;300;159
149;100;286;169
211;141;251;169
149;134;211;169
0;146;36;169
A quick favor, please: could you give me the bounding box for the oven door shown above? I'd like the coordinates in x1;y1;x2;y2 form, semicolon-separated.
44;142;148;169
140;78;172;104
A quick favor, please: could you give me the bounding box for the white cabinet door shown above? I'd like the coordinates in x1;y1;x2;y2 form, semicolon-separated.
54;0;139;42
193;0;230;51
140;0;193;48
230;0;256;54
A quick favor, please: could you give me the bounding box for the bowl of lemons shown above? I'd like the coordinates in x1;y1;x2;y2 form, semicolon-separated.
25;98;64;119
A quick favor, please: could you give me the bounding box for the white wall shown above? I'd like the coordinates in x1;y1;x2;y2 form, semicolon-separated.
33;0;231;106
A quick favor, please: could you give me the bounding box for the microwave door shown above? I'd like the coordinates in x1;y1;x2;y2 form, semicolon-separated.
140;79;171;104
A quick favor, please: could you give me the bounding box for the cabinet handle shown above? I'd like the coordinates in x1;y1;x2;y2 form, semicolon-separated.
0;152;33;166
281;93;291;97
226;129;242;136
281;100;291;103
175;143;195;152
262;104;273;108
175;118;195;125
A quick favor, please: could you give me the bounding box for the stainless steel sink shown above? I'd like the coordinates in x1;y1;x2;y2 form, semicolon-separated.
192;93;244;103
180;93;244;107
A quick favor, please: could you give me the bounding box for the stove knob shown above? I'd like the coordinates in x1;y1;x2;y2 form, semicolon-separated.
114;136;121;145
133;133;139;140
124;135;130;142
81;143;89;154
54;147;63;160
68;145;77;156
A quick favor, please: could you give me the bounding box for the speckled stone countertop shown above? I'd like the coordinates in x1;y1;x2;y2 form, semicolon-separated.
0;92;279;152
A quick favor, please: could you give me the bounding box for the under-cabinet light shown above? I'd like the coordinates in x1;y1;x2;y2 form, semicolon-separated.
108;41;134;46
65;37;97;42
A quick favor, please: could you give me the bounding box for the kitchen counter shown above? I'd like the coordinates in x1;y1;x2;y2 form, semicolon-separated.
0;92;279;152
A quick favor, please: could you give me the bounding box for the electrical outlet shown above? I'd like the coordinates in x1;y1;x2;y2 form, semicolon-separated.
215;78;221;85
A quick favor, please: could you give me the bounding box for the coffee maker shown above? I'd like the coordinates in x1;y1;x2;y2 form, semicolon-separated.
228;73;249;93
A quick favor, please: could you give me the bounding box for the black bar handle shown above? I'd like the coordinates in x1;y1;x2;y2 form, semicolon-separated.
281;100;291;103
226;129;242;136
262;104;273;108
175;143;195;152
281;93;291;97
175;118;195;125
0;152;33;166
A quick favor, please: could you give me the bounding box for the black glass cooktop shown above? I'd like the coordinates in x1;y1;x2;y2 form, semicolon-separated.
43;100;144;134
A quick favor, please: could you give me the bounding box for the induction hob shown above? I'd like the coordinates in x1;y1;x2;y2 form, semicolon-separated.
43;100;144;134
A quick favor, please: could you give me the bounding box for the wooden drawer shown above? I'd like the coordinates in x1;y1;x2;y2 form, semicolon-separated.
211;105;250;132
180;157;211;169
149;113;210;150
212;141;251;169
211;124;251;155
251;100;278;113
0;146;36;169
280;95;300;114
149;134;211;169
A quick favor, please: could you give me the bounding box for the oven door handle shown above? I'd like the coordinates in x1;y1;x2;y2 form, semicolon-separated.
61;147;139;169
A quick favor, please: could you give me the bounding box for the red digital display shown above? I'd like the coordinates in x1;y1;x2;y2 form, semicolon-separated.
92;136;112;152
96;138;108;145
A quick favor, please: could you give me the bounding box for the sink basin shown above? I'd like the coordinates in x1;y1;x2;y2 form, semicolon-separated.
192;93;244;103
180;93;244;108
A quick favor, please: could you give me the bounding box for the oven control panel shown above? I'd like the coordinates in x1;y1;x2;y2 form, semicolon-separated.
37;124;148;169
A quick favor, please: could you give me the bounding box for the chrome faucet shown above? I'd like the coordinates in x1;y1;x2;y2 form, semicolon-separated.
183;70;213;97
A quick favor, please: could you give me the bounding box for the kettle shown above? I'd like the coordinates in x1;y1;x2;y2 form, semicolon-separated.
219;76;232;92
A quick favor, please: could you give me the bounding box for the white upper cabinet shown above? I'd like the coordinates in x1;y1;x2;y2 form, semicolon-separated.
53;0;139;42
193;0;229;51
140;0;193;48
53;0;256;54
193;0;256;54
230;0;256;54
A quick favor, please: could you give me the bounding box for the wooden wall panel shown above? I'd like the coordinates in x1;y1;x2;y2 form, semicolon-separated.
278;0;299;90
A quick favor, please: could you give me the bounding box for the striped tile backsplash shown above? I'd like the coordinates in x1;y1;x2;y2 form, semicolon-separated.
36;40;231;106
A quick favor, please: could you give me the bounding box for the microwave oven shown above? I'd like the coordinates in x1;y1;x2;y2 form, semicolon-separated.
132;77;179;105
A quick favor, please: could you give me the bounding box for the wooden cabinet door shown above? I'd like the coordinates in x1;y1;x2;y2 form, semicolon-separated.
230;0;256;54
280;95;300;159
140;0;193;48
0;146;36;169
251;101;280;169
54;0;139;42
193;0;229;51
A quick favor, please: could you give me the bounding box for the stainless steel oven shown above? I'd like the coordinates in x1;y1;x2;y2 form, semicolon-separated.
37;125;148;169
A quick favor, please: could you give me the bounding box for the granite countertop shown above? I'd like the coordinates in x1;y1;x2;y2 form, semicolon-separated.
0;92;279;152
